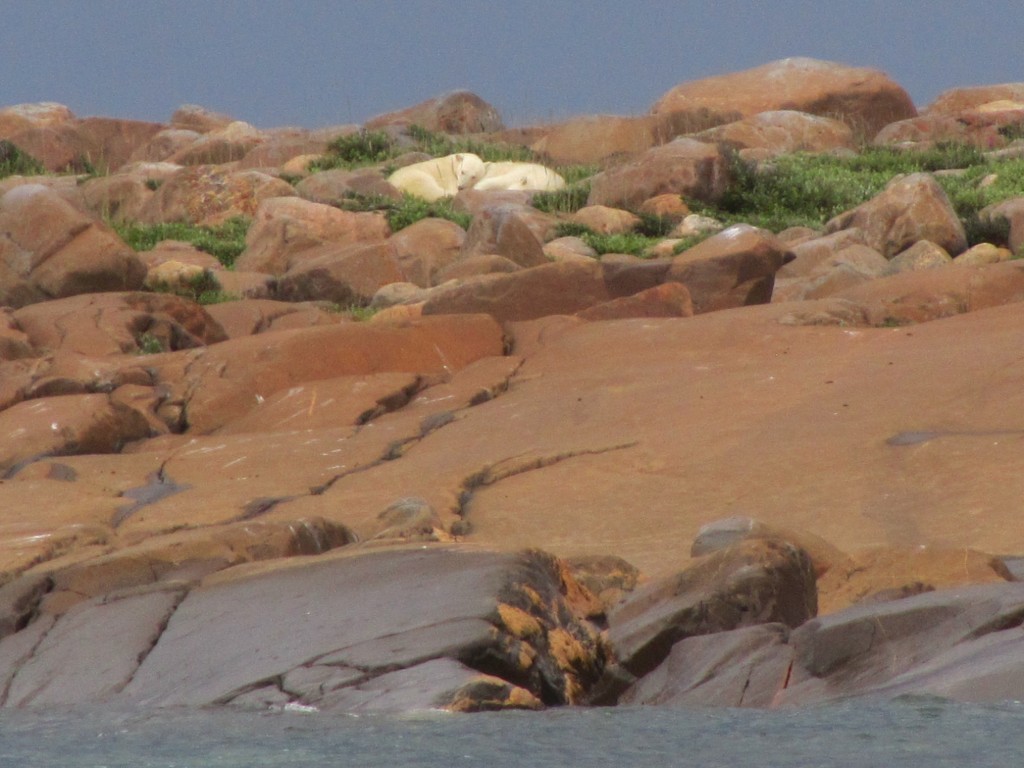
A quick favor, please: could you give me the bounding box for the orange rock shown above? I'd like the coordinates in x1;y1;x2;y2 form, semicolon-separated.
365;90;503;134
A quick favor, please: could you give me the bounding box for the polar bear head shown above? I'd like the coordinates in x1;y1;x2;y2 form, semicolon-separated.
453;153;486;190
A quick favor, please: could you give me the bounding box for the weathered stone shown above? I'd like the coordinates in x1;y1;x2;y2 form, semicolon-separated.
587;139;729;210
954;242;1013;266
370;91;503;134
925;84;1024;116
170;104;236;133
775;243;889;302
543;236;598;262
388;217;467;287
605;538;816;680
274;241;404;305
295;168;401;205
236;196;390;275
201;298;343;339
422;260;610;322
620;623;794;708
0;184;146;307
0;102;75;138
571;205;641;235
460;204;553;268
111;546;602;710
652;58;916;138
436;253;522;281
666;224;793;313
825;173;968;257
576;282;694;321
694;110;855;157
882;240;953;276
138;166;296;225
980;197;1024;253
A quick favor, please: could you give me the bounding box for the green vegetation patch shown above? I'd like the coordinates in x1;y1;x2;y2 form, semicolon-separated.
336;192;472;232
0;140;45;178
699;143;1024;241
112;216;251;268
552;222;662;257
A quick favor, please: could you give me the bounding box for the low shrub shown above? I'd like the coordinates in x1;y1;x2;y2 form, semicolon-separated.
112;217;250;268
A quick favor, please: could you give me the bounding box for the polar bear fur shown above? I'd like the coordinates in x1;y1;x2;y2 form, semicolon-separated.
471;161;566;193
387;153;487;202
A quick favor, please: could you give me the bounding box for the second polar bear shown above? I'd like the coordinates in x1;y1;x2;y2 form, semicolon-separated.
387;153;487;202
472;162;566;192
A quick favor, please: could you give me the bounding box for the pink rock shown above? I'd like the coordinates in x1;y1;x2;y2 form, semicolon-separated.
825;173;967;257
667;224;794;313
587;139;729;210
459;204;553;268
365;91;503;134
652;57;916;139
694;110;855;157
236;196;390;275
388;217;467;287
274;241;405;305
0;184;146;307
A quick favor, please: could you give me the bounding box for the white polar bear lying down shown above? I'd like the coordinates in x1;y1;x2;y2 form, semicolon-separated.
472;161;566;192
386;153;487;202
387;154;566;200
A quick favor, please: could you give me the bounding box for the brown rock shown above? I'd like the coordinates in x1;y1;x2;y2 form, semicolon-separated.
435;253;522;281
0;184;146;307
777;229;867;278
365;91;504;134
638;194;691;223
824;173;968;257
775;243;889;301
12;292;227;356
422;260;611;322
570;205;641;235
694;110;855;157
388;217;467;287
576;282;694;321
460;204;552;268
980;197;1024;253
666;224;794;312
170;104;236;133
238;133;331;170
587;139;729;210
138;166;296;225
236;196;390;275
954;242;1012;266
0;102;75;138
652;57;916;138
295;168;401;205
167;121;264;166
202;298;344;339
0;394;154;474
274;241;404;305
127;129;202;163
882;239;952;276
78;173;155;223
925;84;1024;115
71;117;166;173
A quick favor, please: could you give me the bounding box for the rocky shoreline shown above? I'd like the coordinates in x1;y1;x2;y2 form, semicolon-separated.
2;57;1024;712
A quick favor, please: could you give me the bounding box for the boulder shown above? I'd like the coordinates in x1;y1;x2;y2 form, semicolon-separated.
925;84;1024;115
459;204;553;268
882;240;953;276
570;205;641;235
388;217;467;287
12;292;227;357
0;184;146;307
365;91;503;134
238;133;331;171
0;394;154;474
422;260;612;322
652;58;916;138
274;241;404;305
604;538;816;682
666;224;794;312
70;117;166;172
980;197;1024;253
295;168;401;205
824;173;968;257
693;110;855;158
138;166;296;225
235;196;390;275
0;102;75;138
587;139;729;210
774;243;889;301
170;104;236;133
576;282;694;321
127;129;203;163
202;298;344;339
78;173;155;223
954;242;1013;266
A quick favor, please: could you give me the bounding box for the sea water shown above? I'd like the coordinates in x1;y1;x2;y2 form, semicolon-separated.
1;697;1022;767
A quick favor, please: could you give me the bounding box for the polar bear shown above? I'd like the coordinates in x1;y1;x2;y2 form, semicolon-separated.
471;161;566;192
386;152;486;201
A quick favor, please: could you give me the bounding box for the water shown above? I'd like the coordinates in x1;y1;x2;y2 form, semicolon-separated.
2;698;1023;767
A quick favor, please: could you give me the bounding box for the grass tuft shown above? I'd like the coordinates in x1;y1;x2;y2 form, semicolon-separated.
112;217;251;268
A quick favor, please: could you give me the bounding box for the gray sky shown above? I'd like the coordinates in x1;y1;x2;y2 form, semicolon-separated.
2;0;1022;129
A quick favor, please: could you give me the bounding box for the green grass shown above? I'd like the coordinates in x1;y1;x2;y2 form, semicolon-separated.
335;192;472;232
531;182;591;215
0;140;45;178
693;143;1024;243
552;223;662;257
111;217;251;268
309;124;538;173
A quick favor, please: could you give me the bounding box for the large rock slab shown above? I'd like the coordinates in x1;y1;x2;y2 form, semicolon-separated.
694;110;855;158
54;545;605;711
0;184;146;307
652;58;916;138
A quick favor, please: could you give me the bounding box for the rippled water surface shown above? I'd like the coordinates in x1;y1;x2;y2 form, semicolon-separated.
2;698;1023;767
